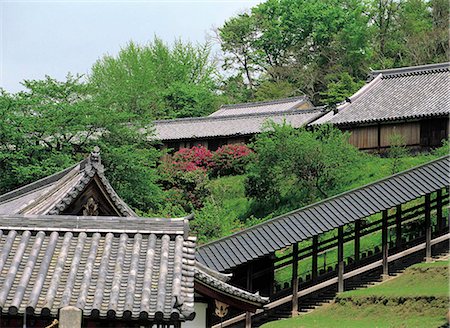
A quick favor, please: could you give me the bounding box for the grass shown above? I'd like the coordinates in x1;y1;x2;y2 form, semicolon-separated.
344;259;449;298
208;153;438;226
261;260;449;328
208;174;250;221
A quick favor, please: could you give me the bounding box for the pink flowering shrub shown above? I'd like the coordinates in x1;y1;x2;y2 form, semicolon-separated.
211;144;253;176
171;146;213;171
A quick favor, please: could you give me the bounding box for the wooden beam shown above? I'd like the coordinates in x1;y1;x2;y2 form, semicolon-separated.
436;189;443;233
395;205;402;249
291;243;299;316
312;236;318;281
354;220;361;262
382;210;389;277
425;194;432;261
337;226;344;293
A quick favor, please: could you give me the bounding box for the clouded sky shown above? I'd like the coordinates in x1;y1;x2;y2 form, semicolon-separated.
1;0;260;93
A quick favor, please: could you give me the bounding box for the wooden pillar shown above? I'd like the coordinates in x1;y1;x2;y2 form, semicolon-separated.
337;226;344;293
312;236;318;281
354;220;361;262
245;264;253;328
425;194;432;262
245;312;252;328
436;189;443;233
395;205;402;249
382;210;389;277
291;243;299;316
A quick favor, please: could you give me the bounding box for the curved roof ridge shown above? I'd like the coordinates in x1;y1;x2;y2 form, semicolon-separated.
219;96;308;110
154;106;326;125
369;62;449;80
0;161;83;204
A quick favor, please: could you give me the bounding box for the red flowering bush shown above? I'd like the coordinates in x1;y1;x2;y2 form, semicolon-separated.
211;144;253;176
171;146;213;171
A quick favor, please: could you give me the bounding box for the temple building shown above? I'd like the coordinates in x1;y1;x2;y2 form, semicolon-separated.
313;62;450;150
0;148;267;327
153;96;325;151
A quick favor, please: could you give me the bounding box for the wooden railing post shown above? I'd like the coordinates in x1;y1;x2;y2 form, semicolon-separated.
354;220;361;262
312;236;318;281
382;210;389;278
425;194;432;262
337;226;344;293
395;205;402;249
436;189;443;233
292;243;299;316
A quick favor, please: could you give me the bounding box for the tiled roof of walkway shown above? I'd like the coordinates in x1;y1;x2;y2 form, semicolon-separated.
197;156;450;272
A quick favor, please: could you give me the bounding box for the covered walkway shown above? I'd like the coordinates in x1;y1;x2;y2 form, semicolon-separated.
197;156;450;327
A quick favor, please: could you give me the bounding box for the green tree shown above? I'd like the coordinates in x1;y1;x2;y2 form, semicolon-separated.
90;37;219;119
218;0;371;104
218;13;260;96
0;74;163;212
387;133;408;174
245;123;362;215
369;0;449;68
320;72;365;105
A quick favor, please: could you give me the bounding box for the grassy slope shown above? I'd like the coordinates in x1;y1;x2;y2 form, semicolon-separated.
209;154;438;229
261;260;449;328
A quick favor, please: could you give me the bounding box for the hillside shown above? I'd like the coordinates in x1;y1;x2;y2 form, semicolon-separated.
261;259;449;328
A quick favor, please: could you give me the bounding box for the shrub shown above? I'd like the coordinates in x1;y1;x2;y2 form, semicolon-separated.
387;133;408;174
245;122;363;214
171;146;213;171
211;144;253;176
191;198;242;244
158;159;210;211
432;139;449;157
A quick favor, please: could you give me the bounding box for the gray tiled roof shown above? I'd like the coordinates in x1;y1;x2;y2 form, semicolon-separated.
0;147;136;217
197;156;449;271
0;214;196;322
154;108;326;141
321;62;450;126
209;96;312;117
194;267;269;306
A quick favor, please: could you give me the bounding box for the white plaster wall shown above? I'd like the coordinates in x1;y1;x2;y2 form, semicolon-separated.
182;302;208;328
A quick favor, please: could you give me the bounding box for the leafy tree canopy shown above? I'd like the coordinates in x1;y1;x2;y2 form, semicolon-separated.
0;74;163;212
245;123;363;216
218;0;448;104
90;37;220;119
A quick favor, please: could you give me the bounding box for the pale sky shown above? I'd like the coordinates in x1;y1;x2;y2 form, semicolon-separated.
1;0;261;93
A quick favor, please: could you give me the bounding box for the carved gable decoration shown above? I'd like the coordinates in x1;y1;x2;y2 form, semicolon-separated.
0;147;136;217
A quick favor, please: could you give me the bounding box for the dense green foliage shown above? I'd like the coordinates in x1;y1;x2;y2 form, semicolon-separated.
218;0;449;104
90;37;219;119
263;260;449;327
246;124;363;215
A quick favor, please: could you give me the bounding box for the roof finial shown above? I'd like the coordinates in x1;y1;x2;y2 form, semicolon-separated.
90;146;101;163
85;146;104;174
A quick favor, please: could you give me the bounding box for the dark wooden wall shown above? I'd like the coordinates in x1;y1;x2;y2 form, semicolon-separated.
345;117;449;150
